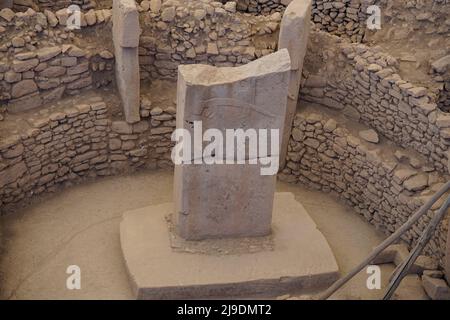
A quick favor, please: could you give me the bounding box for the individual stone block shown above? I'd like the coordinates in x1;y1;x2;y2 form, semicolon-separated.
174;50;291;240
174;162;278;240
277;0;312;168
113;0;141;124
422;275;450;300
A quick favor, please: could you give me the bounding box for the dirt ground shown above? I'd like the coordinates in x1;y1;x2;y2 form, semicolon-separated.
0;169;428;300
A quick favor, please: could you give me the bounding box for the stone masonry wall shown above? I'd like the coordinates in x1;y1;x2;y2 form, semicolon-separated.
12;0;98;12
227;0;286;14
138;0;281;80
310;0;450;43
0;96;175;211
279;110;449;268
0;7;115;112
301;31;450;174
311;0;367;42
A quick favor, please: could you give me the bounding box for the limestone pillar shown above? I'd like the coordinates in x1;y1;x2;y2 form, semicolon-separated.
113;0;141;123
174;49;291;240
278;0;312;168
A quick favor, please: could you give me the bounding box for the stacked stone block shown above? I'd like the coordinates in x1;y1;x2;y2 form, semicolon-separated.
0;97;175;211
301;33;450;175
137;0;281;80
0;8;115;112
279;110;449;268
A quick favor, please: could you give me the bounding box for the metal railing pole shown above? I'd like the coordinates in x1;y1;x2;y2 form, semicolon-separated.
317;181;450;300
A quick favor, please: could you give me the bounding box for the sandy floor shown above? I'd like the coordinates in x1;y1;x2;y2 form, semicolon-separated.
0;169;417;300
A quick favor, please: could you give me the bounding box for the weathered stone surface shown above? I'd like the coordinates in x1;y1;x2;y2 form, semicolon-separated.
11;80;38;98
359;129;379;144
113;0;141;123
7;92;42;113
403;173;428;192
0;162;27;188
12;58;39;73
174;50;291;240
431;55;450;74
150;0;161;13
278;0;311;71
0;8;14;21
422;275;450;300
278;0;311;168
36;47;62;62
113;0;141;48
447;224;450;283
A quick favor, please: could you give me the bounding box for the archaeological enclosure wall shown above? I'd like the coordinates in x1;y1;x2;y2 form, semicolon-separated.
1;0;450;272
0;97;176;206
300;32;450;174
138;0;281;81
0;7;114;112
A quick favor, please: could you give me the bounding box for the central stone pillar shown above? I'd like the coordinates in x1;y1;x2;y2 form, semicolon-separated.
173;50;291;240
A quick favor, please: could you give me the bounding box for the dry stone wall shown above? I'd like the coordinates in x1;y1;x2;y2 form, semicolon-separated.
0;7;115;113
311;0;367;42
0;96;175;211
310;0;450;43
279;109;449;268
11;0;99;11
137;0;281;80
301;31;450;175
226;0;285;14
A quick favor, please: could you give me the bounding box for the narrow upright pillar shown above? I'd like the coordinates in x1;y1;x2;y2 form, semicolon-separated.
278;0;312;168
113;0;141;123
174;50;291;240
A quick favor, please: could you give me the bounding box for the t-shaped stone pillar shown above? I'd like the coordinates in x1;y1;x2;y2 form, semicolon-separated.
278;0;312;168
113;0;141;123
173;49;291;240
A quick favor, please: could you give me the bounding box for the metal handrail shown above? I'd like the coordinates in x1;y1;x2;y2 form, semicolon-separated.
383;196;450;299
317;181;450;300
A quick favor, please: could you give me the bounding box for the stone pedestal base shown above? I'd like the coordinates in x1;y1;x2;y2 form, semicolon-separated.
120;192;339;299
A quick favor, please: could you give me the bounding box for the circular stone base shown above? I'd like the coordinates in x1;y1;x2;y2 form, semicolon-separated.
119;192;339;299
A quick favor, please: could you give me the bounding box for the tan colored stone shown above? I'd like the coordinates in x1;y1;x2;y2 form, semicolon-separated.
174;50;291;240
11;79;38;98
0;162;27;188
120;192;339;299
113;0;141;123
113;0;141;48
277;0;312;168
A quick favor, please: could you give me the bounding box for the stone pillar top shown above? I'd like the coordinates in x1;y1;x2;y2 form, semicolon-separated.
174;49;291;240
178;49;291;86
113;0;141;48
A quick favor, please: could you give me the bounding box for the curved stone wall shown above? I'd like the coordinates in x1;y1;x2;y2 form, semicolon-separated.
0;0;449;273
0;96;176;211
301;31;450;175
279;109;449;268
